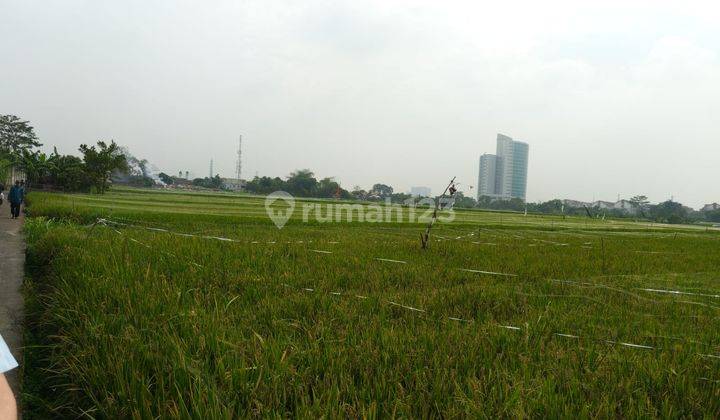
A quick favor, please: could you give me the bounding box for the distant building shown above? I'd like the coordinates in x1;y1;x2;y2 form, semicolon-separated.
592;200;615;210
174;177;192;186
701;203;720;212
221;178;245;191
477;134;529;201
613;199;639;215
562;198;639;215
478;154;498;198
410;186;431;197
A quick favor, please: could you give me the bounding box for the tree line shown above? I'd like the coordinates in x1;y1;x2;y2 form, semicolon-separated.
245;170;416;203
474;195;718;225
247;168;717;225
0;115;130;193
158;173;225;189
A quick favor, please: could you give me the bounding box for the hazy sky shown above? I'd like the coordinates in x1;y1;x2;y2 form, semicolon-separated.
2;0;719;207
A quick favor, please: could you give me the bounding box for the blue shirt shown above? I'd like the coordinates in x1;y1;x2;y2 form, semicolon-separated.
8;186;23;204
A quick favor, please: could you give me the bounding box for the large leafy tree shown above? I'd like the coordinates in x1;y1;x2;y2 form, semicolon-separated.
629;195;649;210
316;177;341;198
158;172;174;185
191;175;223;189
245;176;286;194
11;149;57;186
286;169;317;196
629;194;650;218
649;200;688;224
371;183;393;198
51;153;89;191
705;209;720;223
0;115;42;154
79;140;128;193
452;192;478;209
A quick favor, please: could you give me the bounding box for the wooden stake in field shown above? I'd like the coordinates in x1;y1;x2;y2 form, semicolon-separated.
420;176;456;249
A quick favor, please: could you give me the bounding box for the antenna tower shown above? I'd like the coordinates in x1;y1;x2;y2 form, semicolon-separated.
236;135;242;182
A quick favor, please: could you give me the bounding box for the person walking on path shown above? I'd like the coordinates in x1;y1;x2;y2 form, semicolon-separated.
8;181;23;220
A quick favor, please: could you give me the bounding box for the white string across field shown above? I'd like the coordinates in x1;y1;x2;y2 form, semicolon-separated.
458;268;518;277
94;217;720;366
97;217;720;304
375;258;407;264
638;288;720;299
99;217;698;258
96;218;321;245
276;279;719;357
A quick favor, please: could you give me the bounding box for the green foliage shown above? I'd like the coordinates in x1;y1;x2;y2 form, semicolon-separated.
115;147;155;187
192;175;222;189
704;209;720;223
158;172;174;185
245;176;286;194
452;191;477;208
0;157;10;186
532;199;563;214
245;170;352;199
316;177;344;198
286;169;318;196
0;114;42;154
371;183;393;198
126;175;155;187
649;200;688;224
350;186;367;200
21;189;720;417
477;196;526;212
10;149;57;186
49;153;89;191
0;115;151;193
630;195;649;207
79;140;128;194
390;191;413;204
8;142;138;192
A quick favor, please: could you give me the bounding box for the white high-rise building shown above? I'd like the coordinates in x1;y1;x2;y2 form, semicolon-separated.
477;154;498;197
477;134;529;201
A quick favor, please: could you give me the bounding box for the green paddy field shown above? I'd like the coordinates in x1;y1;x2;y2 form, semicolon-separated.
21;188;720;418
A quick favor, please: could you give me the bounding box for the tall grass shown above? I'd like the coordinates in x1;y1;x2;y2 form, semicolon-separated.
21;189;720;418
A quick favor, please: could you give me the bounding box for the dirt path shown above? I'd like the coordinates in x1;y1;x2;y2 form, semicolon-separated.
0;210;24;397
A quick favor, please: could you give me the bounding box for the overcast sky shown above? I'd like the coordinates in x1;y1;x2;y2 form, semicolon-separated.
2;0;719;207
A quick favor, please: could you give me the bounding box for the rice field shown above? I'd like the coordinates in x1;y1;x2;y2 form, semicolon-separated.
22;188;720;418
